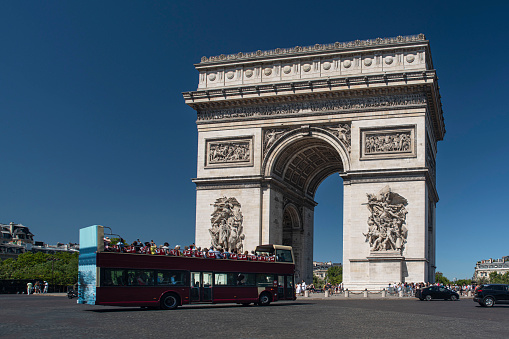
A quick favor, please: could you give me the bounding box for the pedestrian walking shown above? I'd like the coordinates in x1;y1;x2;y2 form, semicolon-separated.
27;282;33;295
43;281;49;293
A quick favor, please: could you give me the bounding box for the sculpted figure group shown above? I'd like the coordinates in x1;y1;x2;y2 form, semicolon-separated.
209;197;245;253
209;142;250;163
363;186;408;252
365;132;411;154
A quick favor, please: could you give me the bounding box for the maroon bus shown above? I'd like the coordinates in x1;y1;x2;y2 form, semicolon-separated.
78;225;296;309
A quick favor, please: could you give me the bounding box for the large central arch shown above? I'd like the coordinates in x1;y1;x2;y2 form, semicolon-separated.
184;34;445;289
261;127;349;280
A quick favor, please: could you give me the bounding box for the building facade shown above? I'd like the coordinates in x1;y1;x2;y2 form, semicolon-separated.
474;257;509;281
0;222;78;260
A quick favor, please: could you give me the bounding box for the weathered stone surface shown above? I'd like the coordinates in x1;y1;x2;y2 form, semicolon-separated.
184;34;444;289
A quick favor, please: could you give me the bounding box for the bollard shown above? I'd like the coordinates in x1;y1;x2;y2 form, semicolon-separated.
398;290;403;298
325;289;330;297
363;289;368;298
382;288;387;298
304;290;309;298
468;290;472;297
345;289;349;298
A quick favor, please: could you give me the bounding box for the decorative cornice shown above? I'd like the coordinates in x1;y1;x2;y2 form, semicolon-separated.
198;34;427;65
183;70;436;106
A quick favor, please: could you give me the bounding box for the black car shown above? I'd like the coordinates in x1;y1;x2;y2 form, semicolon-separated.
415;286;459;301
473;284;509;307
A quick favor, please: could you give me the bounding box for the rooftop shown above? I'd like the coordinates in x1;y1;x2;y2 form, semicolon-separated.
199;34;427;65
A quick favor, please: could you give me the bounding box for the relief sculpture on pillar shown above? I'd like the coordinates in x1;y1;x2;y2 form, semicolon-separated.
327;123;351;152
209;197;245;253
363;186;408;253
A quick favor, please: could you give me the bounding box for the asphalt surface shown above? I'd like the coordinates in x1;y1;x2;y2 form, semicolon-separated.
1;294;508;338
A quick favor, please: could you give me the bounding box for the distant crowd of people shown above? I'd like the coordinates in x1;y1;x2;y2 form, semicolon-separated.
103;237;277;262
26;281;48;295
295;281;477;296
386;282;476;296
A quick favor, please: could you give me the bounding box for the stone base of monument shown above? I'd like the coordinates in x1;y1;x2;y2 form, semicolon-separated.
366;251;405;289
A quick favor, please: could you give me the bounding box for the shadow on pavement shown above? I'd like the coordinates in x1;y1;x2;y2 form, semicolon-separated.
87;302;310;313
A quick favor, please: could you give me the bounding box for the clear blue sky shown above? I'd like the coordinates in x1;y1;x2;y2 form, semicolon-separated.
2;1;508;280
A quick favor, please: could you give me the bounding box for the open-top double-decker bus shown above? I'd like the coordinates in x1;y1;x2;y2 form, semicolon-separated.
78;225;295;309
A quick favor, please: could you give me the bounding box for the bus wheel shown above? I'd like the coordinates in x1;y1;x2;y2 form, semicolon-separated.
258;293;271;306
161;293;179;310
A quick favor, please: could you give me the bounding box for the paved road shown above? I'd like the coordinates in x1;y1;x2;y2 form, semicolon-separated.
1;295;508;338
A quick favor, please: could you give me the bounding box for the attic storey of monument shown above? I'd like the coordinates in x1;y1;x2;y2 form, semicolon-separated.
183;34;445;290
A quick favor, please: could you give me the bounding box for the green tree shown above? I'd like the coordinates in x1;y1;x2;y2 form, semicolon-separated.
489;271;509;284
0;252;78;285
435;272;450;285
326;265;342;285
313;274;324;288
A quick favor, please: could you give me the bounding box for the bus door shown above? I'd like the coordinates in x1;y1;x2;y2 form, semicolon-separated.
277;275;285;299
190;272;213;302
285;275;294;299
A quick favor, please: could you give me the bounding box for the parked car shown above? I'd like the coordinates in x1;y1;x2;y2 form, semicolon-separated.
473;284;509;307
415;286;459;301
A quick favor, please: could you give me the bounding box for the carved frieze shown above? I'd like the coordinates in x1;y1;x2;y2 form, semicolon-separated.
361;126;415;159
209;197;245;253
197;93;426;122
363;186;408;253
205;137;253;168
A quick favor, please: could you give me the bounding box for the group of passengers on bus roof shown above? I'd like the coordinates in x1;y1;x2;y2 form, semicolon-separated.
103;237;283;262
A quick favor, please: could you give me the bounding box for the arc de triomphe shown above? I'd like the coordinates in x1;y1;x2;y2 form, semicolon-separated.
183;34;445;289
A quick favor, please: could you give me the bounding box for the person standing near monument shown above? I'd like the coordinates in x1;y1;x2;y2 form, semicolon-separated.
43;281;49;293
27;281;33;295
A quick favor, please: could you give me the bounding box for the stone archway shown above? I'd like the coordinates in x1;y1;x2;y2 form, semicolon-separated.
184;34;445;289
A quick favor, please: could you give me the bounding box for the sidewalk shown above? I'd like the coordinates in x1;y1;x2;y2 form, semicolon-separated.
26;292;67;297
299;292;473;300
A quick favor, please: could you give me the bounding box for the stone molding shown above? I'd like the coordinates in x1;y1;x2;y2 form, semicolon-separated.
205;136;254;168
199;34;426;64
360;125;416;160
184;71;436;106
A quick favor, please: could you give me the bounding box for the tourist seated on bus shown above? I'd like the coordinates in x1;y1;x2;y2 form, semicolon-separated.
103;237;111;251
141;242;151;254
162;242;170;253
150;240;157;255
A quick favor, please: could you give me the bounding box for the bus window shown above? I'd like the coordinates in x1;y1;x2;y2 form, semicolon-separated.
256;273;274;287
214;273;238;286
127;270;154;286
276;249;293;263
102;269;126;286
236;273;255;286
156;270;186;286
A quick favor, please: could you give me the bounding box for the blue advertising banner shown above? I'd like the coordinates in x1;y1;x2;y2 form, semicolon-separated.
78;225;102;305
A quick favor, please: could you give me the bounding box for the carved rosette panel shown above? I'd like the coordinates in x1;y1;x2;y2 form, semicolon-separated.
323;123;351;152
361;126;415;159
363;186;408;253
205;137;253;168
197;93;426;121
209;197;245;253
